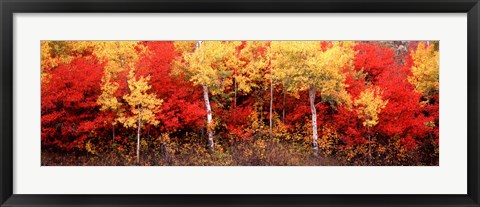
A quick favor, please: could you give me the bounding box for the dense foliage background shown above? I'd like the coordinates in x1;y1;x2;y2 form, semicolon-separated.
41;41;439;166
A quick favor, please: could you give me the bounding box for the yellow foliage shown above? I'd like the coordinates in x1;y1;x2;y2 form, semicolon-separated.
243;147;253;157
344;143;369;162
269;41;355;106
85;140;97;155
174;41;197;53
409;42;439;97
41;41;56;74
236;41;270;92
175;41;241;95
157;133;171;144
253;139;267;160
41;41;83;80
354;87;388;128
40;41;146;130
97;75;121;112
80;42;144;120
118;68;163;129
248;107;268;137
272;121;291;140
90;41;143;75
319;126;340;155
424;121;436;129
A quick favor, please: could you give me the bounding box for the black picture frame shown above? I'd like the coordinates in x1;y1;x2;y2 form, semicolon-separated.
1;0;479;206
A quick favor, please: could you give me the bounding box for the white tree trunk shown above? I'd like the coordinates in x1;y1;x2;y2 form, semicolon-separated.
367;125;371;166
269;78;273;139
260;101;263;121
309;85;319;156
112;123;115;142
203;84;214;150
136;108;142;164
234;78;237;108
282;89;286;123
195;40;214;150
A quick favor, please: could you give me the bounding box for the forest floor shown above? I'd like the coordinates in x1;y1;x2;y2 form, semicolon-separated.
41;137;438;166
41;139;343;166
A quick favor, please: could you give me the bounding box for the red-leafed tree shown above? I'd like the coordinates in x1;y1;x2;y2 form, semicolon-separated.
333;69;367;146
354;42;396;83
376;56;431;150
135;41;205;136
41;55;105;150
333;42;435;164
40;41;439;166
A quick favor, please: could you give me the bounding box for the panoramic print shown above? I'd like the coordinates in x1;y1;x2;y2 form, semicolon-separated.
41;41;439;166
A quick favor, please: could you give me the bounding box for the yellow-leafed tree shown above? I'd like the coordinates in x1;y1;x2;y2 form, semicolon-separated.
409;42;439;98
354;86;388;164
174;41;241;150
236;41;271;136
41;41;89;80
91;41;143;141
117;68;163;163
236;41;268;98
269;41;355;155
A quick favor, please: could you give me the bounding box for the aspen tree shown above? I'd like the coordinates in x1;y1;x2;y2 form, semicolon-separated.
118;68;162;163
236;41;270;137
409;42;439;98
354;87;388;164
270;41;355;155
174;41;241;150
93;41;143;141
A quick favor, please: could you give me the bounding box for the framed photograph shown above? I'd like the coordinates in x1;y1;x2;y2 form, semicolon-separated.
1;0;479;206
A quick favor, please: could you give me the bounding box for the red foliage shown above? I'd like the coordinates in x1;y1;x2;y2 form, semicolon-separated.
284;89;329;134
377;57;431;149
219;104;255;141
136;41;206;133
41;41;439;164
354;42;396;82
376;59;427;135
41;56;105;150
333;105;364;145
335;45;437;151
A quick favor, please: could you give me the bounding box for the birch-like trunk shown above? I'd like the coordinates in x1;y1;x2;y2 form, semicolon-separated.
203;84;214;150
282;89;286;123
136;108;142;164
260;101;263;121
367;125;371;165
269;78;273;139
112;123;115;142
309;85;319;156
195;41;214;150
234;78;237;108
233;78;237;120
147;126;151;140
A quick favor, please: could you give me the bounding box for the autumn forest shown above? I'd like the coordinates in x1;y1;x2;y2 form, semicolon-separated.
41;41;439;166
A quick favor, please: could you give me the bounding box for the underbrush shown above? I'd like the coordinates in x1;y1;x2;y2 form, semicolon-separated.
41;133;438;166
42;137;338;166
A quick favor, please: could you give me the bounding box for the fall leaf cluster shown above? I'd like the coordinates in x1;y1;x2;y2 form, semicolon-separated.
41;41;439;166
